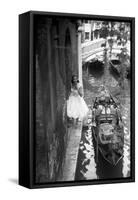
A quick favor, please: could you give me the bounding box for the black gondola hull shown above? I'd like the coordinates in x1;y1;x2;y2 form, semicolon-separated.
92;126;124;166
92;95;124;166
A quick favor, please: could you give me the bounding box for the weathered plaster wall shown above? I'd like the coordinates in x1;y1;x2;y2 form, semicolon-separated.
35;16;78;183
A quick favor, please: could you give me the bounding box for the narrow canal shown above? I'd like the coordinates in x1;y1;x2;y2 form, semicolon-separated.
75;60;131;180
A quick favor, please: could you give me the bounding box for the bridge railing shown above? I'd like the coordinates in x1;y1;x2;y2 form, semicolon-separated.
81;38;106;61
82;39;130;62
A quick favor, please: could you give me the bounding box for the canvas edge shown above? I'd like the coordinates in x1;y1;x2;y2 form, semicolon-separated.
19;11;135;189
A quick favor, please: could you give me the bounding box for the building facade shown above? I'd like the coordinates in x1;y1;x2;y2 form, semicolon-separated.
34;16;79;182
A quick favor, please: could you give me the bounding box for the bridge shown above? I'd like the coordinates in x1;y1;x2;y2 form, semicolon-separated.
81;38;130;63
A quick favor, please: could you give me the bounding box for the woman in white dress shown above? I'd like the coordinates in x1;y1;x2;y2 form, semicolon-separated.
67;75;89;123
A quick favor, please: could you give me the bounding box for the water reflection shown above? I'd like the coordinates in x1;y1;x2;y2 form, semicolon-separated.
75;61;131;180
75;113;97;180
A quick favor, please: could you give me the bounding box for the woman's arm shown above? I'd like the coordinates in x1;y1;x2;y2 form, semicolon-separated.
78;86;83;97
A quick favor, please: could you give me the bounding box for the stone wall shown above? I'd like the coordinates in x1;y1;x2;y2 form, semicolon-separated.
34;16;78;183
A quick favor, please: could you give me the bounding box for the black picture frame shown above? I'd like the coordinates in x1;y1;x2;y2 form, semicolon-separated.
19;11;135;189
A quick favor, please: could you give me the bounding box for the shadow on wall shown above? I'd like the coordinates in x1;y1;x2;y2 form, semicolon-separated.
8;178;18;185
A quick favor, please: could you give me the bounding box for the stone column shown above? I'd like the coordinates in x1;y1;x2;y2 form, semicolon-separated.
77;21;83;86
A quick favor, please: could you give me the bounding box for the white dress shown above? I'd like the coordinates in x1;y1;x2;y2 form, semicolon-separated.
67;83;89;120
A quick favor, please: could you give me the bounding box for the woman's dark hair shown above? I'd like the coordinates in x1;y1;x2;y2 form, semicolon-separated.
71;75;79;84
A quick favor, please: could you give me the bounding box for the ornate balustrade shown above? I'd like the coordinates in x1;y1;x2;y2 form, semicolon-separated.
81;39;130;62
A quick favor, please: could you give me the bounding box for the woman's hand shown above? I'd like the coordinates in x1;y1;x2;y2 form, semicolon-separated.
74;84;78;90
78;86;83;97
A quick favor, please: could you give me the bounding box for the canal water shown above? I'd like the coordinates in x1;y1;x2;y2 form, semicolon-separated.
75;61;131;180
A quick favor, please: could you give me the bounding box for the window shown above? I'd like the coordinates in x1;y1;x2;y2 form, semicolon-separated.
85;32;89;40
85;20;89;23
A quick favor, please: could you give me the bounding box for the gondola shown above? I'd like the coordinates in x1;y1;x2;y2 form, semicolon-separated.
109;59;121;76
109;59;130;79
92;95;124;166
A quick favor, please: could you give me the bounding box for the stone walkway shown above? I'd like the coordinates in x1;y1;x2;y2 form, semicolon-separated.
61;123;82;181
